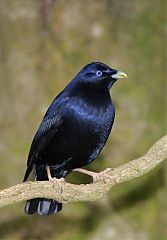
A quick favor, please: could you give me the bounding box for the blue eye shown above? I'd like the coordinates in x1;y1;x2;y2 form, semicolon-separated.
96;71;102;76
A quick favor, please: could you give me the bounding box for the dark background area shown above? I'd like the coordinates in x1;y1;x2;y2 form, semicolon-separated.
0;0;166;239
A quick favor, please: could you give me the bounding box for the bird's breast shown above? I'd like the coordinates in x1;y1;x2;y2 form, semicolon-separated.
46;93;115;169
64;94;115;149
59;96;115;167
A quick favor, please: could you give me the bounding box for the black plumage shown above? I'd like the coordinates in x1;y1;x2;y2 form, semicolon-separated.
23;62;127;215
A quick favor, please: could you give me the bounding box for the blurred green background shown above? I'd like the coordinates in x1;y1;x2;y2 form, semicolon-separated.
0;0;166;239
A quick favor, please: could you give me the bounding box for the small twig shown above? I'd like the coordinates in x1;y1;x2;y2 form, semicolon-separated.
0;135;166;208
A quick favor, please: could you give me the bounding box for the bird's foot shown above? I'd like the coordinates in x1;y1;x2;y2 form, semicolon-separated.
48;177;65;193
46;165;65;192
91;168;112;183
73;168;112;183
48;177;65;184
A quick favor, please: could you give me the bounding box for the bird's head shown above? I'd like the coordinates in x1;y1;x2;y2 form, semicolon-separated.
77;62;127;90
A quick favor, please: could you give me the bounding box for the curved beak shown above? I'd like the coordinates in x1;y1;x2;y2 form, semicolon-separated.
112;70;128;79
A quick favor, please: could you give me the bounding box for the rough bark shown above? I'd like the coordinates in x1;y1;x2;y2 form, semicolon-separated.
0;135;166;208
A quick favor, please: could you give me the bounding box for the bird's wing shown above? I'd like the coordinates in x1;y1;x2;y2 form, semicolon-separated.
23;115;63;182
23;96;70;182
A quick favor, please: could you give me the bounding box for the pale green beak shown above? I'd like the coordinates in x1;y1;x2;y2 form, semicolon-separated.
112;70;128;79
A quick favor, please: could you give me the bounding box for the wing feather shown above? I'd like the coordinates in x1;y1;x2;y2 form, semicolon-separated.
23;116;63;182
23;95;70;182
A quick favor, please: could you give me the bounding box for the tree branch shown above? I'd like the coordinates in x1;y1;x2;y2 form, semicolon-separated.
0;135;166;208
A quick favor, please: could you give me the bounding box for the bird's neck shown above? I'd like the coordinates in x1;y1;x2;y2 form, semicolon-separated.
70;82;112;107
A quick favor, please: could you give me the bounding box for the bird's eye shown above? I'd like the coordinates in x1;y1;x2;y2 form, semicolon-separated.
96;70;102;76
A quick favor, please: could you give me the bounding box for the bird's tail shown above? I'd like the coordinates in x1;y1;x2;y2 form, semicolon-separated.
24;198;62;215
24;165;62;216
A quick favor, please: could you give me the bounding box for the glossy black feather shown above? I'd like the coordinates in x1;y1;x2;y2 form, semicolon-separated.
24;62;120;215
23;98;68;182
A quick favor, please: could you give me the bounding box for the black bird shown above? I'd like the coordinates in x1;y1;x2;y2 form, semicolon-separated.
23;62;127;215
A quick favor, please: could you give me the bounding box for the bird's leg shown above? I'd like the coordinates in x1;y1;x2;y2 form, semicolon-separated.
73;168;112;183
73;168;97;177
46;165;52;181
73;168;99;182
46;165;65;186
